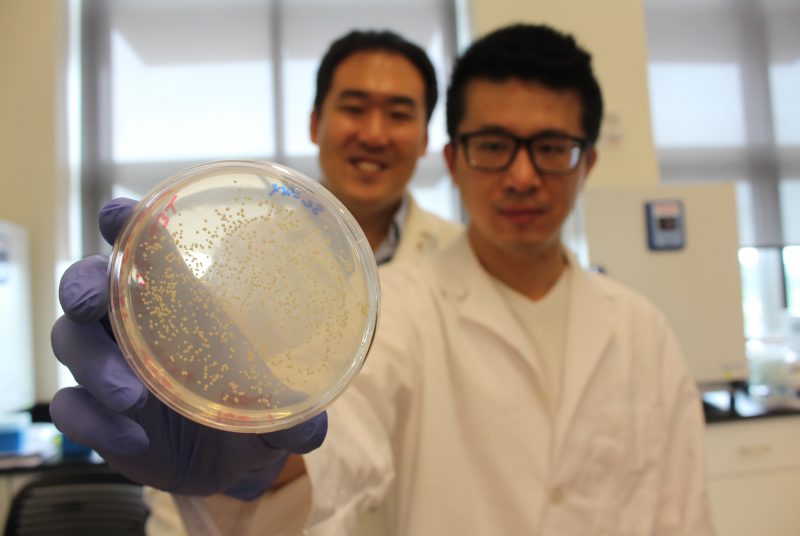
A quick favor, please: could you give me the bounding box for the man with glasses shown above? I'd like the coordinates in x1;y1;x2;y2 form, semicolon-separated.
49;23;712;535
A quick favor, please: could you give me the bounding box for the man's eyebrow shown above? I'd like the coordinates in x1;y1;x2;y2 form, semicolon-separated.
468;125;574;137
336;89;418;108
466;125;511;134
336;89;370;101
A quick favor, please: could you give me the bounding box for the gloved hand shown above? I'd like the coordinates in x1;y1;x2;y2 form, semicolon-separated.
50;197;327;500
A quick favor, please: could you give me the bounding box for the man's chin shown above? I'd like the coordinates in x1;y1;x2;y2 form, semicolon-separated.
348;191;403;215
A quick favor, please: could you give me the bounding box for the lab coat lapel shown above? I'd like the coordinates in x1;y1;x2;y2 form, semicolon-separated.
394;196;437;260
553;261;616;454
437;236;543;380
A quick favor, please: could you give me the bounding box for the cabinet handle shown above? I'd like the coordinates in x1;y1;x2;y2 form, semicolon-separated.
737;444;772;457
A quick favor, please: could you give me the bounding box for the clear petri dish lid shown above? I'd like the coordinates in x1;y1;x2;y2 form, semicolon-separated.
108;160;379;433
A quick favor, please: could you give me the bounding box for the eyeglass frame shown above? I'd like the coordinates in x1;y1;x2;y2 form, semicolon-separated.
454;129;591;175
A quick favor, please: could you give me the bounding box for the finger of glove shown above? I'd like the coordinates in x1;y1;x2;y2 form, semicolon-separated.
99;197;137;246
58;255;109;323
223;454;290;501
51;315;147;412
261;411;327;454
51;386;149;456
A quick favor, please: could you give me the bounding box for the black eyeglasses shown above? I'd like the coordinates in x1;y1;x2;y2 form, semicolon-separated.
456;130;589;175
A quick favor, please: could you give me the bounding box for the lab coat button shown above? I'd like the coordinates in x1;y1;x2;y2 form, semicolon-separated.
550;487;564;505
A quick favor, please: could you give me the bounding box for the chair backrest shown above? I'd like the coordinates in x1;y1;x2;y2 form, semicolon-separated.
3;470;149;536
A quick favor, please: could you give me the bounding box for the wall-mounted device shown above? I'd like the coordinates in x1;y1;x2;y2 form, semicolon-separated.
645;199;685;251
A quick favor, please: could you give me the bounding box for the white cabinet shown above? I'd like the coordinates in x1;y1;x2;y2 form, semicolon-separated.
706;416;800;536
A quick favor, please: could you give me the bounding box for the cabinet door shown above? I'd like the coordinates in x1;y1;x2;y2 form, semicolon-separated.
706;417;800;536
710;470;800;536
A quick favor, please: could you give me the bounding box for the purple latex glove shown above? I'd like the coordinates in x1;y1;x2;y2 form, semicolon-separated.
50;198;327;500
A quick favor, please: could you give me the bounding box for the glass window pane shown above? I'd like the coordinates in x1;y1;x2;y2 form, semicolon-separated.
109;0;275;163
648;63;746;148
282;57;317;158
779;178;800;244
735;181;756;247
767;6;800;147
785;246;800;316
770;62;800;146
739;247;786;338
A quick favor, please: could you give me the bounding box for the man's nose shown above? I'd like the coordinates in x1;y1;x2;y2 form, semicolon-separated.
358;110;390;147
504;146;543;191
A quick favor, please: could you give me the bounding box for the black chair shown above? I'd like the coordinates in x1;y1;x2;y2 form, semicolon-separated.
3;469;149;536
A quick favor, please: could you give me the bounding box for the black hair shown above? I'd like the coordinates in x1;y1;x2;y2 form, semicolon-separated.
446;24;604;144
314;30;438;123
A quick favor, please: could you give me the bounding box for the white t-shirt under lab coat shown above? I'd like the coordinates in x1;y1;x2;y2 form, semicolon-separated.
174;235;713;535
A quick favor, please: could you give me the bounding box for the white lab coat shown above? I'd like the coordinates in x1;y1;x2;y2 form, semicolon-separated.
145;196;462;536
178;233;713;535
391;195;462;262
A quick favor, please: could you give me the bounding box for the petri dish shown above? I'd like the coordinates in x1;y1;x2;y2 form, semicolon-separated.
108;160;379;433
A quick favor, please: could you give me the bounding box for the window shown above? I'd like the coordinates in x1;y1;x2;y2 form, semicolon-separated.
77;0;462;255
786;246;800;315
645;0;800;344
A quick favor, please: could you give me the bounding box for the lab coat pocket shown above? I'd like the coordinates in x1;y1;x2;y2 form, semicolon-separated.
573;407;664;532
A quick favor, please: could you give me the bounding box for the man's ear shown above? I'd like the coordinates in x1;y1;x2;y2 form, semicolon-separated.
444;141;464;190
585;146;598;171
419;130;429;157
444;141;456;176
579;146;598;189
309;109;320;145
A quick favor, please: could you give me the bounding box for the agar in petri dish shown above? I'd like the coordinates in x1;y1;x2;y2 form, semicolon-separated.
108;160;379;433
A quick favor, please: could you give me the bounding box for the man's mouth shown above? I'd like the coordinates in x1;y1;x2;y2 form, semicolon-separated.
498;205;546;225
350;158;387;173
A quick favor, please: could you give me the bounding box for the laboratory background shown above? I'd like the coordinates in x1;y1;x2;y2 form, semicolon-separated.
1;0;799;534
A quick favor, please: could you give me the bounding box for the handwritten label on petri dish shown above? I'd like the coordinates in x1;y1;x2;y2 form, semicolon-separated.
269;183;324;215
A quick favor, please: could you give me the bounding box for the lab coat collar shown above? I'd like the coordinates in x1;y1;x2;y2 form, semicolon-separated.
435;235;617;452
394;195;444;261
434;235;547;385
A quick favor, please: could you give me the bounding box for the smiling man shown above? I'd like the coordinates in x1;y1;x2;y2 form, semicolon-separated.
309;30;461;262
50;23;713;536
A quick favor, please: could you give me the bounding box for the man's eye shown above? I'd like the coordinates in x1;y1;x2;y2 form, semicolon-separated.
389;110;414;121
339;104;365;115
477;139;510;152
537;142;570;154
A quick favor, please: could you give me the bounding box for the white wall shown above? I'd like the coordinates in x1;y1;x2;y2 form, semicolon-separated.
583;183;748;383
469;0;660;187
0;0;69;402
